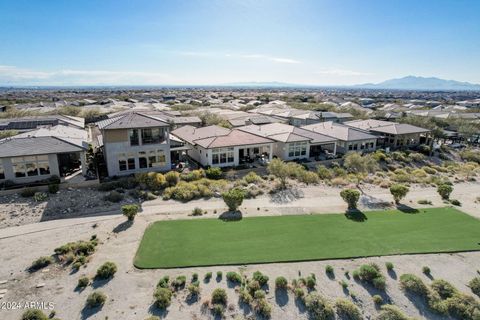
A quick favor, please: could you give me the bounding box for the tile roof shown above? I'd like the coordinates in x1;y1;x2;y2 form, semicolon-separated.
344;120;430;135
95;111;169;129
302;122;377;141
171;125;273;148
238;123;337;144
0;136;85;158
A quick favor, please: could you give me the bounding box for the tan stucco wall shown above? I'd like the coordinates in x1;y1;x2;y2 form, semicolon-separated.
103;129;128;143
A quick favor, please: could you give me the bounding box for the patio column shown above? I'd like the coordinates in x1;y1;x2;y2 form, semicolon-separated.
268;144;273;160
333;142;337;155
80;151;87;175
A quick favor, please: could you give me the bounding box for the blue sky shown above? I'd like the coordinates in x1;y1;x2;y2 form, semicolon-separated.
0;0;479;86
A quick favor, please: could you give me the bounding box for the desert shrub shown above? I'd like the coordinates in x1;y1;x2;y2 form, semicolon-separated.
103;190;124;202
204;272;212;281
275;276;288;289
172;275;186;289
121;204;139;221
20;187;37;197
222;188;245;211
30;256;53;271
254;289;266;299
191;207;203;216
211;288;228;305
162;181;199;201
243;171;261;184
254;298;272;317
294;287;305;299
211;303;225;316
333;166;347;177
373;276;386;290
460;149;480;164
331;177;349;186
205;167;223;180
418;199;432;205
409;152;426;162
373;294;383;305
216;271;222;279
450;199;461;206
239;288;253;304
325;265;334;275
339;280;348;289
443;293;480;320
298;170;320;184
469;277;480;297
305;292;335;320
164;171;180;186
154;287;172;309
344;152;379;173
187;282;200;296
267;158;290;188
317;165;333;180
352;270;360;280
431;279;457;299
377;304;411;320
422;266;431;275
437;184;453;200
157;276;169;288
357;263;385;289
247;280;261;295
33;192;48;202
54;239;97;257
77;276;89;288
389;184;409;204
180;169;205;182
86;291;107;308
340;189;360;210
306;274;317;289
424;166;437;175
385;262;394;271
226;271;242;284
392;151;409;163
95;261;117;279
145;317;160;320
48;183;59;194
335;298;362;320
250;271;268;287
399;274;429;297
21;309;48;320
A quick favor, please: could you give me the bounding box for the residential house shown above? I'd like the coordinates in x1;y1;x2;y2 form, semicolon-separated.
344;119;432;150
94;112;172;177
0;115;84;132
171;125;275;167
302;122;377;154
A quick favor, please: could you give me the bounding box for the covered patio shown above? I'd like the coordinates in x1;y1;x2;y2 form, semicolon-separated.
238;143;273;165
309;142;337;160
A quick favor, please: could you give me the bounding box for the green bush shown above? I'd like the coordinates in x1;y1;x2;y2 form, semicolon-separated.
216;271;222;279
77;276;89;288
340;189;360;210
191;207;203;216
164;171;180;186
422;266;431;275
254;298;272;318
377;304;411;320
317;165;333;180
252;271;269;286
205;167;223;180
21;309;48;320
103;190;124;202
357;263;385;290
305;292;335;320
294;287;305;299
20;187;37;197
306;274;316;289
145;316;161;320
157;276;169;288
30;256;53;271
95;261;117;279
247;280;261;295
172;275;186;288
418;199;432;205
254;289;266;299
373;276;386;290
335;298;362;320
154;287;172;309
437;184;453;200
469;277;480;297
226;271;242;284
373;294;383;305
222;188;245;211
431;279;457;299
211;303;225;316
204;272;212;282
385;262;394;271
33;192;48;202
180;169;205;182
450;199;461;206
389;184;409;204
121;204;139;221
239;288;253;304
325;265;334;275
443;293;480;320
187;282;200;296
399;274;429;297
211;288;227;305
86;291;107;308
243;171;261;184
48;183;59;194
275;276;288;289
339;280;348;289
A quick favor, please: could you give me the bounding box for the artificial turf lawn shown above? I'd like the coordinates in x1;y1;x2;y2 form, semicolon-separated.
134;207;480;268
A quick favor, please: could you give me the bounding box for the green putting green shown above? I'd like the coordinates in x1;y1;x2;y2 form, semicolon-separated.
134;207;480;268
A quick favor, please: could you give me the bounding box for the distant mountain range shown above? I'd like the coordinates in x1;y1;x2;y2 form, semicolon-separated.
354;76;480;91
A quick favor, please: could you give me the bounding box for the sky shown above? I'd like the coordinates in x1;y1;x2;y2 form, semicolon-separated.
0;0;479;86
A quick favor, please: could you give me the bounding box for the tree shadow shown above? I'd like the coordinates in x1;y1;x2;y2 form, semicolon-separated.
112;220;133;233
344;209;367;222
238;298;252;315
326;272;335;280
91;277;112;289
397;204;419;214
81;304;103;320
294;296;306;314
359;281;393;305
387;269;397;280
402;291;438;318
218;210;242;221
148;303;169;319
275;289;289;307
186;294;199;305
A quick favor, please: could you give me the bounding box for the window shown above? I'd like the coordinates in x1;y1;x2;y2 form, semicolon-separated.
141;128;165;144
127;153;135;170
212;148;234;165
118;153;135;171
0;163;4;179
138;151;148;168
129;129;139;146
147;150;167;168
288;142;307;157
11;155;50;178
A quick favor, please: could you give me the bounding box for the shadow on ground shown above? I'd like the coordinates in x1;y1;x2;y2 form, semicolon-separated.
219;211;242;221
344;209;367;222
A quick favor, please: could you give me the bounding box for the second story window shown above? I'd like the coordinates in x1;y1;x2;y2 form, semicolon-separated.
129;129;139;146
141;128;165;144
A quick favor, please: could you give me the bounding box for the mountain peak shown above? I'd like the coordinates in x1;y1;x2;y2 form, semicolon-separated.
356;76;480;91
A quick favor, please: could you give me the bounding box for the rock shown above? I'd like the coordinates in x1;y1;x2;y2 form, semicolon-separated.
36;283;45;288
0;289;7;294
0;280;7;285
0;294;4;299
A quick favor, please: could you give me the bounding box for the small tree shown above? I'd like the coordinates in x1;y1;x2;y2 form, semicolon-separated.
21;309;48;320
389;184;409;204
122;204;139;221
222;188;245;211
437;184;453;200
340;189;360;210
267;158;290;189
